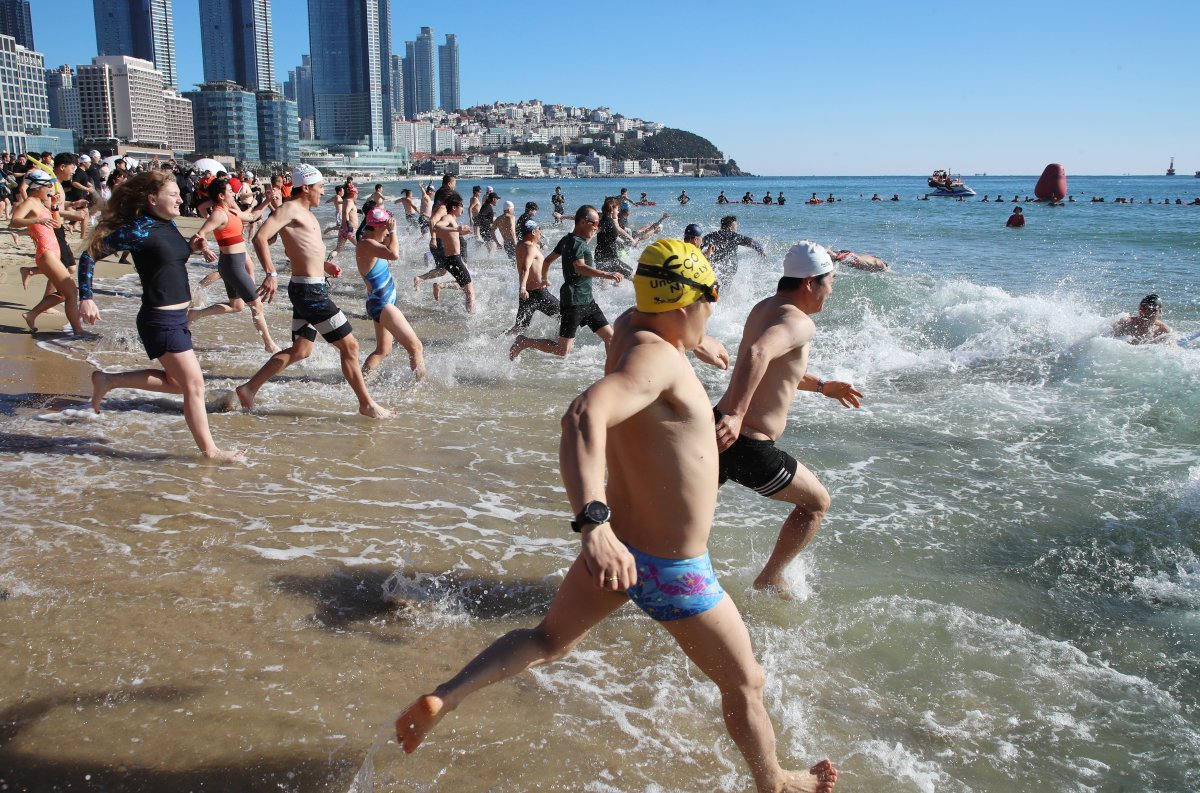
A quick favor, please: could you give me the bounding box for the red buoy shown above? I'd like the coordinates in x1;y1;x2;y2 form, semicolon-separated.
1034;163;1068;202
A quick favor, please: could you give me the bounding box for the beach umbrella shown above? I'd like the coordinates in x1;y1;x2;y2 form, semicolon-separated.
191;157;226;175
102;155;138;169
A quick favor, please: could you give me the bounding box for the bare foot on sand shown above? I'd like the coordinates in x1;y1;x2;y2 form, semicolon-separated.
235;383;255;411
772;760;838;793
508;335;527;361
432;282;441;302
395;694;447;754
90;370;109;412
264;341;281;354
20;266;35;290
202;448;248;465
359;401;396;419
21;311;36;332
412;276;421;292
411;359;427;381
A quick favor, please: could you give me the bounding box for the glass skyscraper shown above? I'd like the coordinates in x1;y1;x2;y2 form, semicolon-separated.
438;33;459;112
93;0;178;89
307;0;392;150
199;0;274;92
0;0;34;50
411;26;435;116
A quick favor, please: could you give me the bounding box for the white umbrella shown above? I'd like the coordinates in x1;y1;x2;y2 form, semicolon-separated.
191;157;225;175
102;155;138;169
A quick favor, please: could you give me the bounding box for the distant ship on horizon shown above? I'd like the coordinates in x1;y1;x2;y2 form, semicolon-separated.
1166;157;1176;176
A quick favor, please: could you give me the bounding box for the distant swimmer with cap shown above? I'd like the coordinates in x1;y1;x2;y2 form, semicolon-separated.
355;206;426;379
713;241;863;593
235;164;393;418
1113;293;1172;344
509;205;622;360
397;238;838;793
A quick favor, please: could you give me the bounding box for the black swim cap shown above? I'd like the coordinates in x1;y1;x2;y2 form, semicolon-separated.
1141;294;1162;307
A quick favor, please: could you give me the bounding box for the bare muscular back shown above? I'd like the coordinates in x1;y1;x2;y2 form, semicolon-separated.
495;213;516;244
274;202;328;278
604;312;720;559
726;296;815;441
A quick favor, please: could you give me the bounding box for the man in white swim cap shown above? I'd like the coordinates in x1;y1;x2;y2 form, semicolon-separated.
713;241;864;593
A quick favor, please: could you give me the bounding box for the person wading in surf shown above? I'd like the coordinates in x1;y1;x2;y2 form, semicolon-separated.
397;238;838;793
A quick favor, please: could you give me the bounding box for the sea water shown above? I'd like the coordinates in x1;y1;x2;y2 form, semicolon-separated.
0;175;1197;792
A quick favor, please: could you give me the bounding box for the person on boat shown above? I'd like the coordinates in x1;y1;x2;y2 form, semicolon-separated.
638;192;651;205
741;192;754;204
762;192;773;205
1113;294;1172;344
806;193;822;205
1006;206;1025;228
717;190;729;204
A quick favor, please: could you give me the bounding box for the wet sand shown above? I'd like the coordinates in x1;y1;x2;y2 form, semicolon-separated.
0;217;771;792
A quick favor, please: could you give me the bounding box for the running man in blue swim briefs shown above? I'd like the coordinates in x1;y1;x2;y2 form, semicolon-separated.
397;239;838;793
713;242;862;593
355;207;426;379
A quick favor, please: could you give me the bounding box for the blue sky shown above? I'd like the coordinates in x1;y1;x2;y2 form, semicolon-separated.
33;1;1199;175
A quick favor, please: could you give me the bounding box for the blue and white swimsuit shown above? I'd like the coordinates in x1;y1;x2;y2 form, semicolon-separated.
363;258;397;322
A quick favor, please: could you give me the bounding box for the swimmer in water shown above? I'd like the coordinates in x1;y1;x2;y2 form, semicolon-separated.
188;177;279;353
355;207;425;379
397;238;838;793
712;242;862;593
1112;293;1172;344
82;170;243;462
509;205;621;360
235;164;394;419
506;219;560;335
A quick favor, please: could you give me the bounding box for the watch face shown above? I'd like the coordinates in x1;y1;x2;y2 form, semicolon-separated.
584;501;610;524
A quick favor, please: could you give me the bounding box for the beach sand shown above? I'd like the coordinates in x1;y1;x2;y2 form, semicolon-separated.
0;225;95;400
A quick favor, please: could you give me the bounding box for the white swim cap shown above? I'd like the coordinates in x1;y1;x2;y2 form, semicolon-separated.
782;241;834;279
292;163;323;186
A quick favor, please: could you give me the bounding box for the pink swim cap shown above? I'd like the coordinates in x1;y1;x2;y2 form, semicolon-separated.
366;207;393;227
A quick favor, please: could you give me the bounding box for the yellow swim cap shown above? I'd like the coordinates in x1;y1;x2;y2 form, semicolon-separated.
634;239;719;313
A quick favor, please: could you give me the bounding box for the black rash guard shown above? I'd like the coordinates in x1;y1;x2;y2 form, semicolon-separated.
81;215;193;307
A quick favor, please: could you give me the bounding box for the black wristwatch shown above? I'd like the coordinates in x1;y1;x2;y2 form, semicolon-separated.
570;500;611;533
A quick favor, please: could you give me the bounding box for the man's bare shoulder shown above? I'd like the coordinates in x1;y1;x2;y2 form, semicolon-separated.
748;295;815;335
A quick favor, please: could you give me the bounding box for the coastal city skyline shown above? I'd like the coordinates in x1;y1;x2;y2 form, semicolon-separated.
29;0;1200;176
